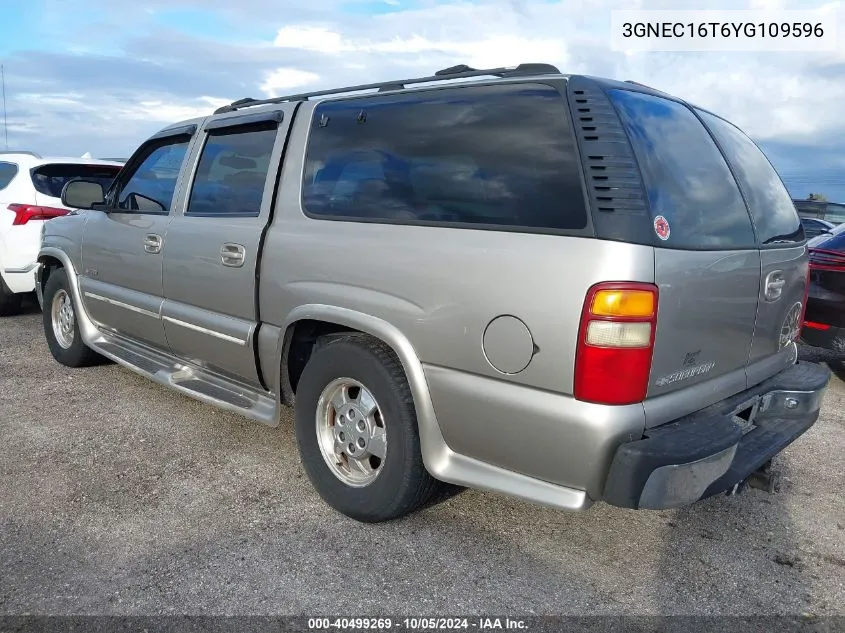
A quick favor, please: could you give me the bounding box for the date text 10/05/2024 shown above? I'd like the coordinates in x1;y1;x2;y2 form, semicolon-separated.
307;617;528;630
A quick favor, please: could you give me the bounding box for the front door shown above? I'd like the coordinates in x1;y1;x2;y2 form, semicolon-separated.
161;108;292;387
79;130;196;351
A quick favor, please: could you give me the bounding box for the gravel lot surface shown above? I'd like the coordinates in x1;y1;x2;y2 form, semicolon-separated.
1;296;844;617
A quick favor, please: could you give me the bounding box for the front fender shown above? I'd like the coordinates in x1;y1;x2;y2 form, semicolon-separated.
37;247;100;345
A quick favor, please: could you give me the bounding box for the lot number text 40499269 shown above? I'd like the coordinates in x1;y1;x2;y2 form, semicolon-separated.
307;617;528;630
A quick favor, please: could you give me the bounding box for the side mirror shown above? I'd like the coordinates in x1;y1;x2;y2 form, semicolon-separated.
61;179;106;210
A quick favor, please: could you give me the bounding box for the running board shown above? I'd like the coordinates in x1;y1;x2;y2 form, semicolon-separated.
88;330;279;427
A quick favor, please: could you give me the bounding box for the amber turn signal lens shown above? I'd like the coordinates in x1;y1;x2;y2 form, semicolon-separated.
590;289;655;318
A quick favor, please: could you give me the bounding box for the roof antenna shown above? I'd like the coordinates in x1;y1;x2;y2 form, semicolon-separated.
1;64;8;150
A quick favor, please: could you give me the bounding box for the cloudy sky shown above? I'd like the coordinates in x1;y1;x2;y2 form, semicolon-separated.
1;0;844;201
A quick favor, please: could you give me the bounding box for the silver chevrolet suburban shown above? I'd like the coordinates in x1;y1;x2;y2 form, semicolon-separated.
36;63;831;522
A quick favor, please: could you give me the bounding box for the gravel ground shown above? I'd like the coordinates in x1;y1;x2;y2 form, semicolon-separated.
1;296;844;617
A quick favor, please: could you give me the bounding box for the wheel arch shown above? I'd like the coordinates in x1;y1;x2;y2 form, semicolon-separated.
276;304;451;476
36;247;99;344
36;252;66;297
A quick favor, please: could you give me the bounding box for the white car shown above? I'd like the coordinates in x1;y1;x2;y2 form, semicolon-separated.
0;151;123;315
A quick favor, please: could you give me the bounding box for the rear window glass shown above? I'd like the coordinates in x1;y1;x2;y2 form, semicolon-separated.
0;161;17;190
794;201;824;218
822;202;845;224
31;163;122;199
696;110;803;245
302;83;588;232
608;89;756;250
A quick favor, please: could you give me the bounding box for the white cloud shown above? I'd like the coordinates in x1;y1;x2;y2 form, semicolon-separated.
5;0;845;167
273;26;348;53
127;96;232;122
264;0;844;146
260;68;321;97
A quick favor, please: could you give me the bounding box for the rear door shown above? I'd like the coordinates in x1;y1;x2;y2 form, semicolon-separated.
606;88;761;412
695;109;807;384
160;107;292;388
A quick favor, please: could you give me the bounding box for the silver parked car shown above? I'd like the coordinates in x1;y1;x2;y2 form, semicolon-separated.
36;63;831;522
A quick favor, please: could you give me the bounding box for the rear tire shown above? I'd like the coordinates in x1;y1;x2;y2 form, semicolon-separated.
42;268;103;367
294;333;446;522
0;276;23;316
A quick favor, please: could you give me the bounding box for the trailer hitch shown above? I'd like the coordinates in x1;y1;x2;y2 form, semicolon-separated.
746;459;781;493
726;459;781;497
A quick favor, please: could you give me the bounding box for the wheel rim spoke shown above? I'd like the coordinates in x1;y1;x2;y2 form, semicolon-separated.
51;289;74;349
356;388;378;417
368;427;387;460
315;377;387;488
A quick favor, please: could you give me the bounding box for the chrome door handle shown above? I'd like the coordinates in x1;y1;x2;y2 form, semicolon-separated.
764;270;786;301
144;234;163;254
221;243;245;267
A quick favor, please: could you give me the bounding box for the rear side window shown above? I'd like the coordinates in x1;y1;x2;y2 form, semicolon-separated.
0;161;17;190
31;163;122;199
302;83;588;232
822;202;845;224
608;89;755;250
187;124;278;217
794;201;823;218
696;110;803;245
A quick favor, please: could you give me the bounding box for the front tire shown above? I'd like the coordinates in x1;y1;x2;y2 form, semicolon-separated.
294;333;443;522
42;268;103;367
0;276;23;316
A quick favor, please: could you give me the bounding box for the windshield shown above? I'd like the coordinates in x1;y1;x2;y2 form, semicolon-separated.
31;163;122;199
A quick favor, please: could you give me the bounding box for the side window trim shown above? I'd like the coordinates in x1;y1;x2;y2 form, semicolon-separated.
148;124;197;142
205;110;284;132
107;133;194;216
184;121;282;219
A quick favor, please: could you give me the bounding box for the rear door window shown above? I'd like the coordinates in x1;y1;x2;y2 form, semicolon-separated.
302;83;589;233
186;124;278;217
31;164;122;199
608;89;756;250
696;110;803;245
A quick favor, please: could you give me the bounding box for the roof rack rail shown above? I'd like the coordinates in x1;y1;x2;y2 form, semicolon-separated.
624;79;668;94
0;150;42;158
213;62;562;114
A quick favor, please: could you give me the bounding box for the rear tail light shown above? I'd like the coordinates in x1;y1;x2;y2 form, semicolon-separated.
7;204;69;226
803;321;830;330
798;264;811;340
808;247;845;272
574;282;659;405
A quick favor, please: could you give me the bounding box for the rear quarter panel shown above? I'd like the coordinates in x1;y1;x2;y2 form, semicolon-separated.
259;103;655;394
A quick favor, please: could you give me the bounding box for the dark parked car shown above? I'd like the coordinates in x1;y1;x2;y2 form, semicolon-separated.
801;224;845;351
801;217;836;239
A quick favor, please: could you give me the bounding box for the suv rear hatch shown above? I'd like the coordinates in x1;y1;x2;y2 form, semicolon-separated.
31;162;122;209
568;78;806;425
